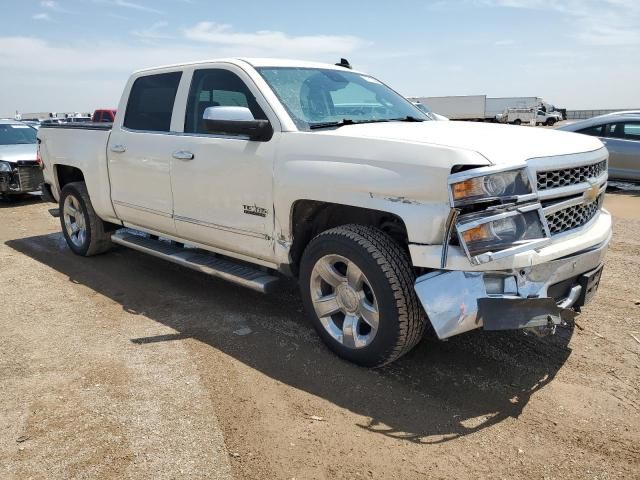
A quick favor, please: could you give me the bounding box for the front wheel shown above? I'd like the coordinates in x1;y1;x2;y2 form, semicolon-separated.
59;182;112;256
299;225;426;367
546;118;557;126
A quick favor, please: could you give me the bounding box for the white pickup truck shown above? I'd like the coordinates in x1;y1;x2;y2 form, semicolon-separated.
38;58;611;367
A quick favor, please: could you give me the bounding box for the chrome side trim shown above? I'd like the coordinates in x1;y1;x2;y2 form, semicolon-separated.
120;126;254;141
174;215;270;240
112;200;172;218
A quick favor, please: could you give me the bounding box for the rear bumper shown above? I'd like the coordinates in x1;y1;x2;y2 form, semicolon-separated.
414;232;610;339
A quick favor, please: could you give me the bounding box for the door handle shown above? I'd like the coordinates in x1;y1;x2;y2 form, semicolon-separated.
172;150;194;160
110;144;126;153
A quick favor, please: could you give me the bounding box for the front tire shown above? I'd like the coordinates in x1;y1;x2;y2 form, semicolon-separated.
299;225;426;367
546;118;556;126
59;182;112;256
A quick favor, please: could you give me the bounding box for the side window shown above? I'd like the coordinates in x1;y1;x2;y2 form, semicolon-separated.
184;69;267;134
124;72;182;132
577;125;604;137
613;121;640;141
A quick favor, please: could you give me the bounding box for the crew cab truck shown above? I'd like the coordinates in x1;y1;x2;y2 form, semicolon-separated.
38;59;611;367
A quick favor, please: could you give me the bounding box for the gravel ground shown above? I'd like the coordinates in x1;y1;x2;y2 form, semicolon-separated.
0;192;638;479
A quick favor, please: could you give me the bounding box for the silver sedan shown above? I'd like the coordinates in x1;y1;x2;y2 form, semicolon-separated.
0;119;42;195
556;111;640;181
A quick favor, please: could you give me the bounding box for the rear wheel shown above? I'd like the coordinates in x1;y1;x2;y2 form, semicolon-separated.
60;182;112;256
299;225;426;367
513;119;522;125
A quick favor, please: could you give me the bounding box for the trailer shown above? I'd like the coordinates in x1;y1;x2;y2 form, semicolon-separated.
411;96;486;120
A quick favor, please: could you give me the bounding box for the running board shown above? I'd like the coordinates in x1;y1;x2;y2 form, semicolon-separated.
111;231;280;294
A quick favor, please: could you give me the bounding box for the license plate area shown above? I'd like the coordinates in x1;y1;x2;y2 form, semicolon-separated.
576;263;604;307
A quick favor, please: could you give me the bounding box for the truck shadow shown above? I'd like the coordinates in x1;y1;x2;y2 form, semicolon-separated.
6;233;573;445
0;194;42;208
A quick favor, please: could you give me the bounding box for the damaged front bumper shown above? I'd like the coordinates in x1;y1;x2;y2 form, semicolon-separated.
414;236;609;339
0;162;44;194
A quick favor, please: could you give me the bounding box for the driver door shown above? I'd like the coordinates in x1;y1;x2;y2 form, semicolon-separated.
170;66;279;262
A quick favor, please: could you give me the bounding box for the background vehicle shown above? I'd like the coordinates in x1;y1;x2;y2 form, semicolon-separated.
64;116;92;123
0;120;43;196
38;58;611;367
40;118;65;126
556;111;640;181
20;120;41;130
412;102;449;121
410;95;486;120
411;95;564;121
92;109;117;123
498;108;561;126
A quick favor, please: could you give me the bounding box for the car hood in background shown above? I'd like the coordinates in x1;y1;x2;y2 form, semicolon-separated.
0;144;37;163
317;120;604;165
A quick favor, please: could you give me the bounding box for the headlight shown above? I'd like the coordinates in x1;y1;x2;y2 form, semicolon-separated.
456;204;551;264
449;168;532;207
0;161;12;173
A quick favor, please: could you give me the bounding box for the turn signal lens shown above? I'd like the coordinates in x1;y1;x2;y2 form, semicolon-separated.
452;179;484;201
462;224;492;243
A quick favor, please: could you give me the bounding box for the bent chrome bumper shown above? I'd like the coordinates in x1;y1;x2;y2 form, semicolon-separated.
414;234;610;339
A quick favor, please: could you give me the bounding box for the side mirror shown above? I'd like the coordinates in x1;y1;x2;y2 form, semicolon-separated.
202;106;273;142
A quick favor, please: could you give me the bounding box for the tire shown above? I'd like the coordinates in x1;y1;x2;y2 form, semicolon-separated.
546;118;556;126
513;119;522;125
59;182;112;256
299;224;426;367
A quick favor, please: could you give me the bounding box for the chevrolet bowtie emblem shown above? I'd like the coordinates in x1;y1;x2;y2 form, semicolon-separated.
583;180;600;203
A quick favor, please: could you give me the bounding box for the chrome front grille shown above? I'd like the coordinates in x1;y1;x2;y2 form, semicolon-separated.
537;160;607;191
545;194;604;235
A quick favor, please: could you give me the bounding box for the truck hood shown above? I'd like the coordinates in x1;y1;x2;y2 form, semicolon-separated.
316;121;604;165
0;144;37;163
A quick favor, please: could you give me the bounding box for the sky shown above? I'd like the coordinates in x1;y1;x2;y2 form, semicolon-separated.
1;0;639;116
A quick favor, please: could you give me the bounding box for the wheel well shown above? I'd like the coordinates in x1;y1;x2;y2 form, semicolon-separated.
55;165;85;190
289;200;409;275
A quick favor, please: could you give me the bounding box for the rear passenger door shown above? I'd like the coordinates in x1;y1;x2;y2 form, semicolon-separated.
602;121;640;180
107;71;183;234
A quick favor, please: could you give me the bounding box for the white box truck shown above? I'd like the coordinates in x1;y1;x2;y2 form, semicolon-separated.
411;95;486;120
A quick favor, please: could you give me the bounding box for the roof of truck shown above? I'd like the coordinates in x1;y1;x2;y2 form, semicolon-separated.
133;58;363;74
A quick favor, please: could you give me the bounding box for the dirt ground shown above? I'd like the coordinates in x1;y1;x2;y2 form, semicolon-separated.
1;192;639;480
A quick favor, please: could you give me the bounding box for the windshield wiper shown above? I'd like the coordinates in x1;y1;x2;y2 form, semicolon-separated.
390;116;425;122
308;118;391;130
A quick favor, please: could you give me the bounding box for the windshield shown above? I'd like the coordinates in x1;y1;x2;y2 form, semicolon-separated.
0;124;37;145
256;67;428;129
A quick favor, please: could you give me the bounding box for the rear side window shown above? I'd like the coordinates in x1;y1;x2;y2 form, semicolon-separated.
577;125;604;137
609;121;640;141
124;72;182;132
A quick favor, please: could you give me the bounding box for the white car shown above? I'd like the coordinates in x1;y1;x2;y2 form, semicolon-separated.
38;58;611;367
